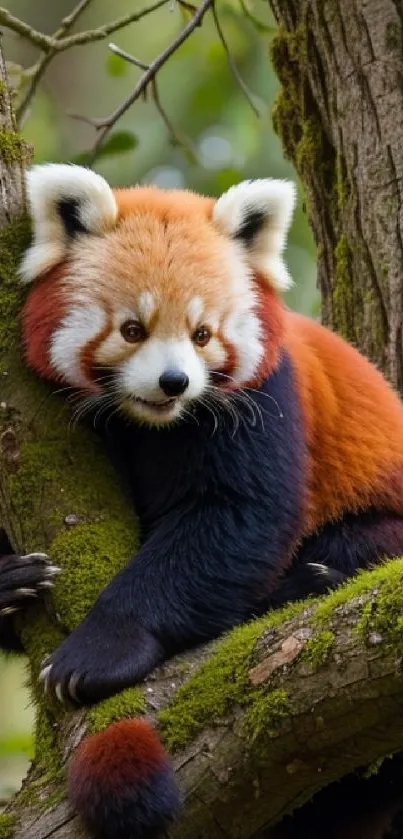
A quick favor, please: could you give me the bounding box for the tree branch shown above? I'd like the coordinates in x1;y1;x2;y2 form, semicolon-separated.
16;0;95;126
0;39;29;225
84;0;213;163
211;0;260;117
0;0;169;53
5;563;403;838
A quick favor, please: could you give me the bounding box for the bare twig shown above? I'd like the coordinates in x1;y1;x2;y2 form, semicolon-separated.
150;77;196;154
107;42;195;152
51;0;170;51
85;0;213;164
211;0;260;117
108;43;149;72
17;0;95;126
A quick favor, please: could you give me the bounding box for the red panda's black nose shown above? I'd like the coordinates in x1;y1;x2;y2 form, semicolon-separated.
159;370;189;397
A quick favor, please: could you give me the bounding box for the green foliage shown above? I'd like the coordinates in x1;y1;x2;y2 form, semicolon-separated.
0;218;30;366
75;130;138;165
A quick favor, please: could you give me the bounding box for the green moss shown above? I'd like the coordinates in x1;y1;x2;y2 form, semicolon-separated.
159;600;307;752
301;630;335;669
332;235;354;339
270;25;336;216
335;152;350;209
50;520;136;629
0;218;30;366
313;559;403;631
33;706;64;779
243;689;290;742
0;131;25;164
159;621;263;751
270;26;306;164
362;755;388;778
88;687;146;733
0;814;15;838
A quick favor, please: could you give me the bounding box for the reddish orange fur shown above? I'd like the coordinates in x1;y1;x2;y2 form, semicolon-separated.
284;313;403;532
22;266;68;381
68;719;168;790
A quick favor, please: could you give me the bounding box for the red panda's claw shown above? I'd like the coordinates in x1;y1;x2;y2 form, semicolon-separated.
55;682;66;704
39;663;52;694
67;672;81;704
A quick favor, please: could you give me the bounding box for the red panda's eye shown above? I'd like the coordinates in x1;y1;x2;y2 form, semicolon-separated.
192;325;211;347
120;320;147;343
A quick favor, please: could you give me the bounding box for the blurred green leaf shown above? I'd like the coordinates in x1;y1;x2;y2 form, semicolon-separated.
98;131;138;158
73;132;138;166
106;52;130;78
72;150;92;166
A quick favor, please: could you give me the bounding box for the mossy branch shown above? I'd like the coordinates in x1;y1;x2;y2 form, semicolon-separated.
4;552;403;838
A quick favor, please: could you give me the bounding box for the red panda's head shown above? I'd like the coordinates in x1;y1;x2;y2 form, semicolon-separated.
20;164;295;426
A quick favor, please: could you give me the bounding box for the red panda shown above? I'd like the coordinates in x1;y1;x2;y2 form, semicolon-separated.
2;163;403;838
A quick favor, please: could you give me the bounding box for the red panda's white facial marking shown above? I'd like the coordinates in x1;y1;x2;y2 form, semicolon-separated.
21;165;295;426
49;304;107;392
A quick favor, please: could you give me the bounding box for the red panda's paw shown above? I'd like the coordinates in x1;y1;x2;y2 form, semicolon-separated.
0;552;60;614
68;719;181;839
39;617;164;705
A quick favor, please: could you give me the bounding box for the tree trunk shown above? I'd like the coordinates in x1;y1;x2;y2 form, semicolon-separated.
2;6;403;837
269;0;403;391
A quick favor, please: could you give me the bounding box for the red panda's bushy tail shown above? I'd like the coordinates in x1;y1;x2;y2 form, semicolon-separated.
68;718;180;839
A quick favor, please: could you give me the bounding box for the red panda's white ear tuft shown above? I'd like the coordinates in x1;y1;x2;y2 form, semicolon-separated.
19;164;118;283
212;179;296;291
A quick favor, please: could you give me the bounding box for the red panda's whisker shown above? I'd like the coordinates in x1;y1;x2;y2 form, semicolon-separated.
205;388;241;437
207;385;258;435
211;370;283;418
196;396;220;436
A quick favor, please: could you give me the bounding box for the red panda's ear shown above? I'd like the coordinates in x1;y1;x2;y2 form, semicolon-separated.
19;164;118;283
212;179;296;291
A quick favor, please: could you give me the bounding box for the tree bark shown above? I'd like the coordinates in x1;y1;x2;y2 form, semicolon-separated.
2;6;403;837
269;0;403;391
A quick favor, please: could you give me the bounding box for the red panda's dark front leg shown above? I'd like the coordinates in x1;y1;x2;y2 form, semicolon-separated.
40;503;300;705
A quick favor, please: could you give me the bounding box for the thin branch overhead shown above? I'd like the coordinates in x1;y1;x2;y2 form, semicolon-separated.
17;0;95;126
1;0;260;162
